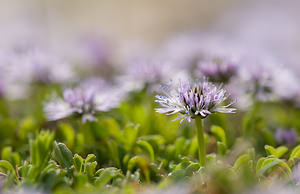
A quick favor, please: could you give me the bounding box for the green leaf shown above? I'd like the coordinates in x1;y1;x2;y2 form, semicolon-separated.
211;125;227;146
86;161;97;179
217;142;227;155
1;147;20;167
18;117;37;140
85;154;96;164
53;142;73;169
0;160;18;181
265;145;288;158
73;154;84;172
0;160;15;174
122;124;139;151
58;123;75;148
290;145;300;159
233;154;250;171
127;156;150;182
95;167;123;186
256;157;291;177
174;137;187;156
108;140;121;168
137;140;155;161
30;131;55;170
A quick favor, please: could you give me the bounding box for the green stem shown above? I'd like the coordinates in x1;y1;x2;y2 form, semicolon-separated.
195;117;205;166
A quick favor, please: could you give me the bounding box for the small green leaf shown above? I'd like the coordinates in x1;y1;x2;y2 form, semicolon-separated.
217;142;227;155
1;147;20;167
265;145;288;158
73;154;84;172
0;160;18;181
137;140;155;161
95;167;123;186
127;156;150;182
53;142;73;169
108;140;121;168
211;125;227;146
290;145;300;159
86;161;97;179
0;160;15;174
256;157;291;177
58;123;75;148
122;124;139;151
85;154;96;163
233;154;250;171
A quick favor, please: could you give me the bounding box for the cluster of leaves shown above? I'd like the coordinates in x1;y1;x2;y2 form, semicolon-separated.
1;87;300;193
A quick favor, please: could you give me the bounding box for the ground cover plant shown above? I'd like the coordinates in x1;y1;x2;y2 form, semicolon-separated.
1;1;300;194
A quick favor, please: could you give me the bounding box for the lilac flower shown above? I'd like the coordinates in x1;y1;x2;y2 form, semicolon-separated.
70;35;115;77
275;128;298;146
44;79;125;123
239;57;275;101
226;56;278;110
155;79;236;123
272;67;300;103
196;56;238;83
246;185;298;194
293;165;300;185
119;56;188;93
21;48;76;84
0;46;77;100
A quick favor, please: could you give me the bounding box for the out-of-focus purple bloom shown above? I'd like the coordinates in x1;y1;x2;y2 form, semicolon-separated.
272;67;300;104
196;56;238;83
161;32;204;70
79;36;111;66
119;56;188;93
227;55;278;109
293;165;300;185
4;187;44;194
21;48;76;84
155;79;235;123
0;47;76;100
245;185;297;194
71;35;115;77
239;57;275;101
44;79;126;123
161;32;244;72
275;128;298;146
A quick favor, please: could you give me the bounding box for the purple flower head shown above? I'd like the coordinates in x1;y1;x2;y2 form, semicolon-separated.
119;56;188;93
155;79;236;123
272;67;300;103
238;56;277;102
196;56;238;83
79;36;110;66
22;48;75;84
275;128;298;146
293;165;300;185
44;78;125;123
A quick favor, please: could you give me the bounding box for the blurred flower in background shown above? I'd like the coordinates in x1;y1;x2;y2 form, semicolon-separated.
44;78;127;122
275;128;298;147
196;56;238;84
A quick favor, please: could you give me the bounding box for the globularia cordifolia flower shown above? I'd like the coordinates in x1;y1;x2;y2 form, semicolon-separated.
119;57;188;93
196;56;238;83
275;128;298;146
44;79;125;123
21;48;76;84
155;79;236;122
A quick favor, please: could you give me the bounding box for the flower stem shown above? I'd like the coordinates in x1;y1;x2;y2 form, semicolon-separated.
195;117;205;166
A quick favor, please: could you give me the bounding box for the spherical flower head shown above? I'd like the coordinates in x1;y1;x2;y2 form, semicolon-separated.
44;78;125;123
196;57;238;83
155;79;236;123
